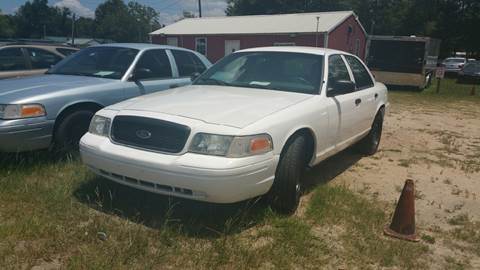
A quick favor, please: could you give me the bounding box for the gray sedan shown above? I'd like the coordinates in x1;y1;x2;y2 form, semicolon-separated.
0;43;211;152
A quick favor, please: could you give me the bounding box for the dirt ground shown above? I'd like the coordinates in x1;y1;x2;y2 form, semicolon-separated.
300;94;480;268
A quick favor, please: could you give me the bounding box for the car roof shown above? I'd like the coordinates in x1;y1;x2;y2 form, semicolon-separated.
93;43;184;51
236;46;355;57
0;44;77;49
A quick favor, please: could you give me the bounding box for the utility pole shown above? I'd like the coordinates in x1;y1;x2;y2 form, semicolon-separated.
315;16;320;47
198;0;202;17
71;13;76;46
43;25;46;39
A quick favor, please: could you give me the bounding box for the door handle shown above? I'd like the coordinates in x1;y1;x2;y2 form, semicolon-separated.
355;98;362;106
374;93;378;99
169;84;179;89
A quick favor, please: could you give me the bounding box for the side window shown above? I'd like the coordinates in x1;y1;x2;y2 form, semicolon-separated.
327;54;351;92
135;49;172;80
172;50;206;77
0;48;27;71
344;55;374;89
27;48;62;69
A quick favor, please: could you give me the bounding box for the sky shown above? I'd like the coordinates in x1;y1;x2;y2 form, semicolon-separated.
0;0;228;24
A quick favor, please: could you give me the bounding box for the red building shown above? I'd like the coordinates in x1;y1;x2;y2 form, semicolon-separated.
151;11;367;63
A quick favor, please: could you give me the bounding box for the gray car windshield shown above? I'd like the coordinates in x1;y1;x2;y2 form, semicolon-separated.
47;47;139;79
194;51;324;94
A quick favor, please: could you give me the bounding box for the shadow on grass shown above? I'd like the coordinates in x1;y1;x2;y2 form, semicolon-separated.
74;177;272;238
73;147;363;239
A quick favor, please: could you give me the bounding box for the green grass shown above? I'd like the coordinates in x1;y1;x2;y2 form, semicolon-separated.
0;150;430;269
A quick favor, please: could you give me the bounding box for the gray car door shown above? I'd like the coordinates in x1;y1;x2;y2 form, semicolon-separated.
123;49;179;98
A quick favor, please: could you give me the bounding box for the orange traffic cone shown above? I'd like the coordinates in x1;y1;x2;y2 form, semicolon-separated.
384;179;420;242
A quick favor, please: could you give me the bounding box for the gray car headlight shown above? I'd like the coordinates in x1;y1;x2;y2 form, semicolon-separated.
189;133;273;158
88;115;111;137
0;104;46;120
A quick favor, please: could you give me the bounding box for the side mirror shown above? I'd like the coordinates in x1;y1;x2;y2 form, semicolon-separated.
191;72;201;81
327;80;356;97
130;68;152;81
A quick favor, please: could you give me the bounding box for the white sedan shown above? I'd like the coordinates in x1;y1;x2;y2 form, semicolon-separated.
80;47;388;213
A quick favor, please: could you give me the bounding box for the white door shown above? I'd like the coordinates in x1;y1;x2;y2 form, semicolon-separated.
225;40;240;56
325;54;364;146
344;55;378;133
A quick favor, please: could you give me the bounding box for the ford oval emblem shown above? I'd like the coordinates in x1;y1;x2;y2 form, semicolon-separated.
136;129;152;139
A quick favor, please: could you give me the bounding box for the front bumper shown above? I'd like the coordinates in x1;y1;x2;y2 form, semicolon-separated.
80;133;279;203
0;117;54;152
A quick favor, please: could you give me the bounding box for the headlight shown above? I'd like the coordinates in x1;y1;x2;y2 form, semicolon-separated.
189;133;273;158
0;104;46;119
88;115;111;137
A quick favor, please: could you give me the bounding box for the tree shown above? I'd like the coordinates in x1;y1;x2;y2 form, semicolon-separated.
128;1;161;42
95;0;160;42
12;0;73;38
0;10;15;38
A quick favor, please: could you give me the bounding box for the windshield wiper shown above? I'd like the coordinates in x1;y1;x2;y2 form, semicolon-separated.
196;78;231;86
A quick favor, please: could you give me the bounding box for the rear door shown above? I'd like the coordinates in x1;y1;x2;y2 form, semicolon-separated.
344;55;377;134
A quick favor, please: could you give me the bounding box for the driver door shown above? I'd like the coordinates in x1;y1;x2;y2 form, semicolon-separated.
326;54;364;147
123;49;179;99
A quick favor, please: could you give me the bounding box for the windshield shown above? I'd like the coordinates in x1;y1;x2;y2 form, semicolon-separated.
47;46;139;79
194;51;324;94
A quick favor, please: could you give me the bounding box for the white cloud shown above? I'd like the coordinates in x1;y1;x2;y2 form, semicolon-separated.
54;0;95;18
159;0;228;25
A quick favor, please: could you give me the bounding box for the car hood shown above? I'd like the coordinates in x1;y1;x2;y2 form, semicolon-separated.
0;74;115;101
111;85;313;128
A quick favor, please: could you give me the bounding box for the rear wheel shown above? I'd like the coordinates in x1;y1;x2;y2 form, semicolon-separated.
356;109;384;155
268;134;307;214
54;110;95;152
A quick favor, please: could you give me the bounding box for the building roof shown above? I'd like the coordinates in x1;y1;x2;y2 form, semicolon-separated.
151;11;357;36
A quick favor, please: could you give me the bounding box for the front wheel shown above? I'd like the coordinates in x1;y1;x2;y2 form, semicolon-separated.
54;110;95;152
268;135;307;214
356;109;384;155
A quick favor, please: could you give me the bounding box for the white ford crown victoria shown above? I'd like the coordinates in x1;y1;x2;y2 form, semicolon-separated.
80;47;388;213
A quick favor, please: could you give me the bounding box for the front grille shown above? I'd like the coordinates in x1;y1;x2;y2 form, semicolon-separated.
111;116;190;153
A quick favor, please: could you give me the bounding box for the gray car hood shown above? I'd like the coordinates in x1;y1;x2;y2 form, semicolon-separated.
0;74;115;102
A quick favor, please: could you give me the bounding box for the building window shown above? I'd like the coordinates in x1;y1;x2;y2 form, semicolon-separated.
273;42;296;46
166;37;178;47
195;37;207;56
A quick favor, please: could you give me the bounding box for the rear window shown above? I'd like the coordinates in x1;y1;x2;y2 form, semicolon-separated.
171;50;206;77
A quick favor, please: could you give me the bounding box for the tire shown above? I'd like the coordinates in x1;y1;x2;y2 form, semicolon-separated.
356;109;384;155
268;134;307;214
54;110;95;152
